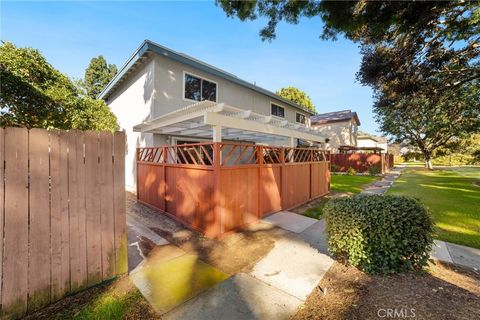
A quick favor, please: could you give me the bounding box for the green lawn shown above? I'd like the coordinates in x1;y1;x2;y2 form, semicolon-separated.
387;167;480;249
300;174;379;220
331;174;380;194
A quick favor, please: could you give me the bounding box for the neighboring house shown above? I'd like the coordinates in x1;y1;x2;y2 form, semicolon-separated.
310;110;360;152
99;40;326;189
357;135;388;153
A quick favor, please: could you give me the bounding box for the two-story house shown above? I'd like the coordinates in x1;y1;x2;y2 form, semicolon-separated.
310;110;360;152
99;40;326;189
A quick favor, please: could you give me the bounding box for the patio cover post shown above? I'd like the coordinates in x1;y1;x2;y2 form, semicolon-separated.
212;125;222;142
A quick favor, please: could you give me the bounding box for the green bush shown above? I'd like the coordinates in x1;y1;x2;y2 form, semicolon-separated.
367;163;381;175
346;167;357;176
324;195;434;274
330;164;340;172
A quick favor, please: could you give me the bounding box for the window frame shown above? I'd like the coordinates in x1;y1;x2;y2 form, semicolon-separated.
295;112;307;125
182;71;218;103
270;102;286;119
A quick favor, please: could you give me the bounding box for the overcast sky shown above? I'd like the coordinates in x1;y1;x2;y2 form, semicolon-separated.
2;1;380;133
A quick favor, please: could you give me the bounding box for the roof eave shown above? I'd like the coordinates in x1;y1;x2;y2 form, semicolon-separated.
98;40;315;115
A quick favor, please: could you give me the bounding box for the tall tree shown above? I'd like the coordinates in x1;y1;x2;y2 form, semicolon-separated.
84;55;117;98
374;82;479;169
276;86;315;112
218;1;480;168
0;41;118;130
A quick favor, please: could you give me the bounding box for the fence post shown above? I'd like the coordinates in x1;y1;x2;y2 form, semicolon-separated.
210;143;222;237
257;146;263;217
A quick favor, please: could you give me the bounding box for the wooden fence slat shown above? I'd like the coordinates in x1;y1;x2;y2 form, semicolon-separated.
99;132;115;280
1;127;29;318
50;130;71;300
0;128;3;304
28;129;51;311
85;131;102;285
113;132;127;274
68;131;88;292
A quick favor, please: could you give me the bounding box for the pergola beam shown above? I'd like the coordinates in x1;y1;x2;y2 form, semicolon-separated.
204;112;325;143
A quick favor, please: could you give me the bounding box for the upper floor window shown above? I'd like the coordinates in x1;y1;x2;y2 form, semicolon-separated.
296;112;306;124
184;73;217;102
271;103;285;118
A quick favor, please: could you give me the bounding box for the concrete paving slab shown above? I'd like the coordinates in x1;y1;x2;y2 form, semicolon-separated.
431;240;453;264
262;211;317;233
298;219;330;256
249;234;334;300
127;216;169;246
373;180;393;187
446;242;480;269
361;188;387;195
164;273;302;320
130;253;229;314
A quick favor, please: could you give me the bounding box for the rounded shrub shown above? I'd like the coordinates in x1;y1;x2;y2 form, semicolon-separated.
324;195;434;274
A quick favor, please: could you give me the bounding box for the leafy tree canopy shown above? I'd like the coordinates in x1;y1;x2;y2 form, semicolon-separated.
218;1;480;168
0;42;118;131
276;86;315;112
83;55;117;98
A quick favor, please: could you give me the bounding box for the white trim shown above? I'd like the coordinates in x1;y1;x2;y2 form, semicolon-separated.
182;70;218;103
270;101;285;118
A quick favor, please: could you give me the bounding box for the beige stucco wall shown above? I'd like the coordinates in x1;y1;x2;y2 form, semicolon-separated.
311;120;357;152
107;58;156;188
151;55;309;124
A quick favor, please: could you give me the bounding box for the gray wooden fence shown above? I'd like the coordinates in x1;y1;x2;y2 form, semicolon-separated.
0;127;127;318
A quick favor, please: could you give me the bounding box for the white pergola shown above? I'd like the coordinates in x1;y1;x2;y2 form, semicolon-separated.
133;101;327;146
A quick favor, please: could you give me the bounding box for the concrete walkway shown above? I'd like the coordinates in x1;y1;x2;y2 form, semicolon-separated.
159;211;334;320
431;240;480;270
361;167;403;195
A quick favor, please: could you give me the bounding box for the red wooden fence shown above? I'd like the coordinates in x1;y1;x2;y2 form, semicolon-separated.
330;153;394;174
137;142;330;238
0;128;127;319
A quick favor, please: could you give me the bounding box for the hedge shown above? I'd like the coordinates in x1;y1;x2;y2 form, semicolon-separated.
324;195;434;274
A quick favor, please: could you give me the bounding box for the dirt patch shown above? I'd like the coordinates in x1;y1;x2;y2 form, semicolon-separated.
293;261;480;320
473;181;480;187
127;191;278;275
151;223;279;275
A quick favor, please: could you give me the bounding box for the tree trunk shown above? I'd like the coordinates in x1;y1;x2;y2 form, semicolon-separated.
424;153;433;170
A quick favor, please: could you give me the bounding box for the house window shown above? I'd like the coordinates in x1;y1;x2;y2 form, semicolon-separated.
184;73;217;102
271;103;285;118
296;113;306;124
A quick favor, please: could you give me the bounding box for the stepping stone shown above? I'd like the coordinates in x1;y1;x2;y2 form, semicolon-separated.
164;273;302;320
130;253;229;314
446;242;480;269
249;234;333;300
373;180;393;187
263;211;317;233
298;220;330;256
431;240;453;264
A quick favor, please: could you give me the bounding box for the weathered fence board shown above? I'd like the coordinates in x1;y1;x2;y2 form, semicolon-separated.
85;131;102;286
113;132;128;274
0;128;127;319
2;128;29;318
28;129;52;311
50;130;71;301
